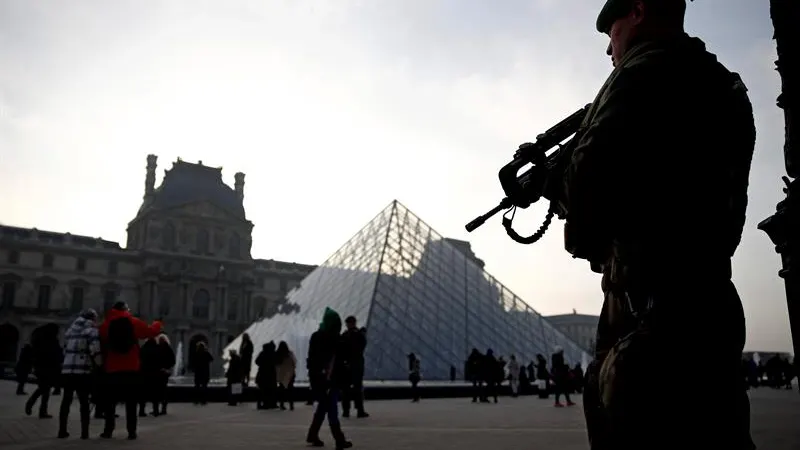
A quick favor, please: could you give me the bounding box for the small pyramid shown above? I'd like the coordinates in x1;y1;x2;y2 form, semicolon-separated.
227;200;589;381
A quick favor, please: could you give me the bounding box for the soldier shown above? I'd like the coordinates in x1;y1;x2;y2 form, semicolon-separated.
555;1;757;448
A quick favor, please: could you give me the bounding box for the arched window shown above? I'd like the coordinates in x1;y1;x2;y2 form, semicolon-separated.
196;228;209;254
0;273;22;309
192;289;210;319
228;233;240;258
102;282;121;312
162;222;176;250
35;276;57;311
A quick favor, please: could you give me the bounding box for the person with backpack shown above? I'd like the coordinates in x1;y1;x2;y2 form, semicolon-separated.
98;301;162;440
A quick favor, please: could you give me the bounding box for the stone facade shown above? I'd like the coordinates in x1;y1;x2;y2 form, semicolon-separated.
544;311;599;354
0;155;315;374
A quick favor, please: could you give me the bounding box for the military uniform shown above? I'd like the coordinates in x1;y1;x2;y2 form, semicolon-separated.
559;2;757;448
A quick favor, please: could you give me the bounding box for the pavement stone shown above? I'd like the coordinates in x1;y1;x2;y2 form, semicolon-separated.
0;381;798;450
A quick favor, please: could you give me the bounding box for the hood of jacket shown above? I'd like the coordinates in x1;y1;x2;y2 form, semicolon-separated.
319;307;342;334
104;307;131;323
67;316;95;335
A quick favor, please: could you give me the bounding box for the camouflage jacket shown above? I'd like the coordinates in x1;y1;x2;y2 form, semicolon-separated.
560;34;755;283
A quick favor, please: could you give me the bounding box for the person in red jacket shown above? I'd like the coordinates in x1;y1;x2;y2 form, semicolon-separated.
98;301;162;440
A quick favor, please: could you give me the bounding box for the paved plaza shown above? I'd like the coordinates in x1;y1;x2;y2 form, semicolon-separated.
0;381;798;450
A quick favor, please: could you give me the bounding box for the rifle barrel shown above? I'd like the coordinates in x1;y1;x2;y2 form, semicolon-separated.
465;198;512;232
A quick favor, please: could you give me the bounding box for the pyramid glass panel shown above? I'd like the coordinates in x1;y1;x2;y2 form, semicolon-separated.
226;200;590;381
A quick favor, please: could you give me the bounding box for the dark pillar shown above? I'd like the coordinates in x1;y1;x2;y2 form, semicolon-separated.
758;0;800;361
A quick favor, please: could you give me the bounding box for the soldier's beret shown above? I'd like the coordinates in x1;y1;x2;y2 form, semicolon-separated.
596;0;689;33
596;0;634;32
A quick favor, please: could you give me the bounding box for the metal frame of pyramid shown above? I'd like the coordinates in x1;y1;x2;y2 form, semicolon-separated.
226;200;590;381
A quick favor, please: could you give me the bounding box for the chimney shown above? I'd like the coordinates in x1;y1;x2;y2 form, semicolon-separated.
145;154;158;197
234;172;245;201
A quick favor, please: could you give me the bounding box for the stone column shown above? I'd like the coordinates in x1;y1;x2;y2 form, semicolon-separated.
148;281;157;319
208;286;216;322
183;283;191;317
218;285;227;320
245;290;252;322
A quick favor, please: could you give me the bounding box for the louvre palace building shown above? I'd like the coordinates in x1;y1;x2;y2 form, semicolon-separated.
0;155;315;374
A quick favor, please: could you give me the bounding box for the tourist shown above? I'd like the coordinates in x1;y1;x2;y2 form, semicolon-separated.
275;341;297;411
408;353;421;402
138;337;160;417
466;348;485;402
306;307;352;449
98;301;162;440
550;347;575;407
24;323;62;419
15;343;33;395
239;333;254;386
340;316;369;418
57;309;102;439
255;341;277;409
153;334;176;415
192;341;213;405
226;349;245;406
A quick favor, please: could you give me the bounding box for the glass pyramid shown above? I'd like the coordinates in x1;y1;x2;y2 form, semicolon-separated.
226;200;590;381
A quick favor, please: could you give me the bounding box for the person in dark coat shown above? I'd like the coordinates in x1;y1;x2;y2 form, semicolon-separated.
466;348;485;402
226;350;244;406
192;341;213;405
15;343;33;395
408;353;421;403
138;337;160;417
340;317;369;418
255;341;277;409
25;323;63;418
239;333;254;386
153;334;176;415
551;347;575;407
306;307;352;449
482;349;499;403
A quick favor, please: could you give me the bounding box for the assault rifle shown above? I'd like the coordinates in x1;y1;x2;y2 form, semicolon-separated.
465;104;591;244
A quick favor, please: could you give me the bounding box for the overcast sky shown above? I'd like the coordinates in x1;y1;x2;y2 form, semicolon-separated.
1;0;792;352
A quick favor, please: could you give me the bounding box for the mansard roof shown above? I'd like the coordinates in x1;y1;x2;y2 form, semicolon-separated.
0;225;121;250
136;159;246;220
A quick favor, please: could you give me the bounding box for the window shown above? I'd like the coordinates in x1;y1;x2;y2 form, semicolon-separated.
7;251;19;264
76;258;86;271
103;289;117;311
228;233;240;258
227;296;237;321
162;222;176;250
37;285;52;310
108;261;118;275
196;229;209;254
1;282;16;308
43;253;54;268
192;289;210;319
70;287;84;313
263;278;281;291
158;290;171;317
